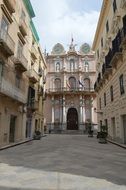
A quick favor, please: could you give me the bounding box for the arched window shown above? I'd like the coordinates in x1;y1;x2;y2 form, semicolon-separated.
55;78;61;90
84;78;90;90
70;59;75;71
84;61;89;72
69;77;76;89
56;62;60;72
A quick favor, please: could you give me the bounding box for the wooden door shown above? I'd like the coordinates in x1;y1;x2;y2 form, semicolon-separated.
67;108;78;130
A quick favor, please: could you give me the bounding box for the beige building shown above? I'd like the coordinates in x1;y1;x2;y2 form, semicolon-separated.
0;0;46;147
44;40;97;132
93;0;126;144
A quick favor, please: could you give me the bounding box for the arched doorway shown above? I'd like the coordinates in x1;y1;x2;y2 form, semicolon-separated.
67;108;78;130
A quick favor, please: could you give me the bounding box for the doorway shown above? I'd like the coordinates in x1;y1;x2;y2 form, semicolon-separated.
9;115;16;143
122;115;126;144
67;108;78;130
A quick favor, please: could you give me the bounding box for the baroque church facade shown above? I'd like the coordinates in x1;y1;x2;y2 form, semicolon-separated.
44;40;97;132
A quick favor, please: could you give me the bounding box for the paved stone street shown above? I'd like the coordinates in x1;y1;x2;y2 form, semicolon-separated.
0;135;126;190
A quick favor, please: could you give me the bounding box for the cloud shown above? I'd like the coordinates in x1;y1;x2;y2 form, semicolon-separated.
31;0;100;52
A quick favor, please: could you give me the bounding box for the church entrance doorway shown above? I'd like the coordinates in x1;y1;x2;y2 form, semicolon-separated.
67;108;78;130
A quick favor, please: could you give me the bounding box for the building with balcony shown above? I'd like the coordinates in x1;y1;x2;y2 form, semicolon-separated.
93;0;126;144
0;0;46;147
44;40;97;132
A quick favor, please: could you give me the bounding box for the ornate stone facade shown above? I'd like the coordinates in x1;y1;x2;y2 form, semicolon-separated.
44;40;97;132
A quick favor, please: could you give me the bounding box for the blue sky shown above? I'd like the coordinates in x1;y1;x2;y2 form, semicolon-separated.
30;0;103;52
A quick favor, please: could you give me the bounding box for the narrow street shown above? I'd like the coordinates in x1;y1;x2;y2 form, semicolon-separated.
0;135;126;190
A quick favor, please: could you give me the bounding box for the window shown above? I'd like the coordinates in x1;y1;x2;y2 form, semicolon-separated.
56;62;60;72
104;93;106;106
99;98;101;110
69;77;76;89
17;41;23;58
106;21;109;33
0;16;9;40
113;0;117;13
119;74;125;95
97;49;99;59
55;78;61;90
101;38;103;47
110;85;114;101
0;61;3;81
105;119;108;130
84;78;90;90
15;74;21;88
100;120;102;128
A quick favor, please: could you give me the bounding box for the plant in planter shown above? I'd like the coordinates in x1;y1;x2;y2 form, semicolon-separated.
98;125;108;143
88;123;94;137
34;130;41;140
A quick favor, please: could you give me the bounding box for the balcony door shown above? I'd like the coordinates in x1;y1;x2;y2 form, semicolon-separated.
69;77;76;90
67;108;78;130
84;78;90;90
55;78;61;91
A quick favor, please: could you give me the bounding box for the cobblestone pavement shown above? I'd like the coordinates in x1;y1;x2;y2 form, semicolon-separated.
0;134;126;190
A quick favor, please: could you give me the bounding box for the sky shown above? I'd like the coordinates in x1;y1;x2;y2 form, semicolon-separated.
30;0;103;53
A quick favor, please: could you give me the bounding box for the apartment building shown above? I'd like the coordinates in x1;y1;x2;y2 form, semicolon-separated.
44;40;97;132
93;0;126;144
0;0;46;147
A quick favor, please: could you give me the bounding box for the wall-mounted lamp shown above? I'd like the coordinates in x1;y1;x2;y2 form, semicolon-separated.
94;108;103;115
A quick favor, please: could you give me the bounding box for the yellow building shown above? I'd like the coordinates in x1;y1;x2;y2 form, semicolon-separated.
0;0;46;147
93;0;126;144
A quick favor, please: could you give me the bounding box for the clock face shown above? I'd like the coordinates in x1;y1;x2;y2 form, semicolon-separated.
81;43;90;54
53;43;64;54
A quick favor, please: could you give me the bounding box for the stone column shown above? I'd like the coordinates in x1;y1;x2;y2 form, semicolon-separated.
61;95;66;130
51;96;54;124
80;95;83;123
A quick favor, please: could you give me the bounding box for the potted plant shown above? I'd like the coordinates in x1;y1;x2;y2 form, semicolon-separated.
33;130;41;140
98;125;108;143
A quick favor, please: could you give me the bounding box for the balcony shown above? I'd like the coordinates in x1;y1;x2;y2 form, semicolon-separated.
3;0;16;14
0;31;15;56
0;75;27;104
14;53;28;72
102;63;112;79
31;45;38;60
27;69;39;83
19;19;27;36
27;98;39;111
46;87;95;95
